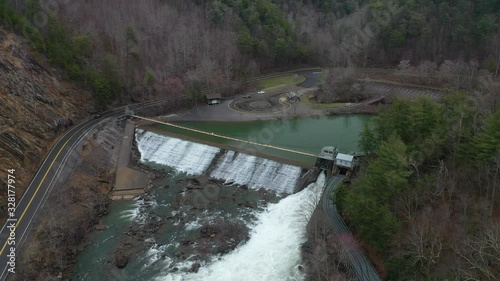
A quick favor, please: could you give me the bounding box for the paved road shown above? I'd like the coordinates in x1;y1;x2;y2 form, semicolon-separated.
0;108;125;281
297;69;321;88
322;176;381;281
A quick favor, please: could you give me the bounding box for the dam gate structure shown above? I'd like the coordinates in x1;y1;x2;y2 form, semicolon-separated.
315;146;360;178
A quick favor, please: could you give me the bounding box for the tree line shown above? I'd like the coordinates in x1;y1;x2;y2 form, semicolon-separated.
0;0;123;107
1;0;498;107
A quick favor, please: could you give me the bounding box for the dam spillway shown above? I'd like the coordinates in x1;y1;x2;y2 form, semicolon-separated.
135;129;302;194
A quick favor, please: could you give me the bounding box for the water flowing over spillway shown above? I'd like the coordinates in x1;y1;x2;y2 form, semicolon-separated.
211;151;301;194
156;173;326;281
135;130;301;193
73;117;368;281
136;129;221;175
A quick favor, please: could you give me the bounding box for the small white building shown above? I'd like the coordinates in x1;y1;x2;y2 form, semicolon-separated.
318;146;337;161
335;153;355;169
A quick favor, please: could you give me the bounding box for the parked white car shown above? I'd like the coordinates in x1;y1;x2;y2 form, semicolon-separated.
257;90;266;94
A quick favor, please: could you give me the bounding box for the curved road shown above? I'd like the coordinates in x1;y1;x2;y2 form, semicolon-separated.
0;108;125;280
296;69;321;88
322;176;381;281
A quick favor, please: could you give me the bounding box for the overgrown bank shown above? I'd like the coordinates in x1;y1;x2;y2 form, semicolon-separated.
302;206;356;281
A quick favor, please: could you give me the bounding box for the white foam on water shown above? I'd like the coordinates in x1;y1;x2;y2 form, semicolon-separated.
120;198;143;221
155;173;326;281
143;243;170;268
211;151;302;193
185;219;203;231
136;130;220;175
120;208;139;220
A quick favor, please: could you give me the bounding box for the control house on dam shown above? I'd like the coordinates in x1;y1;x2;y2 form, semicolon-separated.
316;146;359;178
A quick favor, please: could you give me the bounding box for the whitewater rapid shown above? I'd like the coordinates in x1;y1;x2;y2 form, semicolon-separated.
135;130;302;193
156;173;326;281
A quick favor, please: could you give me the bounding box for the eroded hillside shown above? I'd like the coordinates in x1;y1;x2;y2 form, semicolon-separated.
0;28;92;222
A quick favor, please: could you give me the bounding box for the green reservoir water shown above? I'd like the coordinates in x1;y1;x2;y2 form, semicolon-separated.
144;115;371;166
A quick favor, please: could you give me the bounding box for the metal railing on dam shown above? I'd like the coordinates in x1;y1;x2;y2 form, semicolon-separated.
322;176;382;281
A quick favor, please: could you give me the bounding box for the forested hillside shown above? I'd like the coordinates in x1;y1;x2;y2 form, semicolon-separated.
1;0;499;106
337;95;500;280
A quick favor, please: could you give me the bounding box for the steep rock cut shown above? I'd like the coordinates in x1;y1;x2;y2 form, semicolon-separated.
0;28;93;222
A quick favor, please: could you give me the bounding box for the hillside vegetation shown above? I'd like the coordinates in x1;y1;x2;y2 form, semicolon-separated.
337;95;500;280
1;0;499;106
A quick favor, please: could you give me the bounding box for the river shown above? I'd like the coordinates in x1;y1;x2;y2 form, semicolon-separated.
72;115;369;281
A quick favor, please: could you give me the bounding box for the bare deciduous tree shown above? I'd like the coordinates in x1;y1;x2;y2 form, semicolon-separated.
404;206;446;276
487;152;500;215
439;60;479;89
397;60;411;82
394;188;422;222
415;60;437;84
320;67;365;103
491;33;500;77
456;222;500;280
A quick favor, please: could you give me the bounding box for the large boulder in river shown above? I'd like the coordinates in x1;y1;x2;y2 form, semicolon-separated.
186;178;202;189
189;263;201;273
238;200;257;209
195;220;250;257
199;225;218;238
115;254;129;268
95;224;107;230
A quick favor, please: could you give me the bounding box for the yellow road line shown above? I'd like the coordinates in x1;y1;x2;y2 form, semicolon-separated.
0;124;86;255
227;99;244;114
279;97;292;110
133;115;316;158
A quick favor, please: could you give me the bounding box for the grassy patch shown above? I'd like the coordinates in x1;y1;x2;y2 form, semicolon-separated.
300;95;348;109
259;74;306;89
